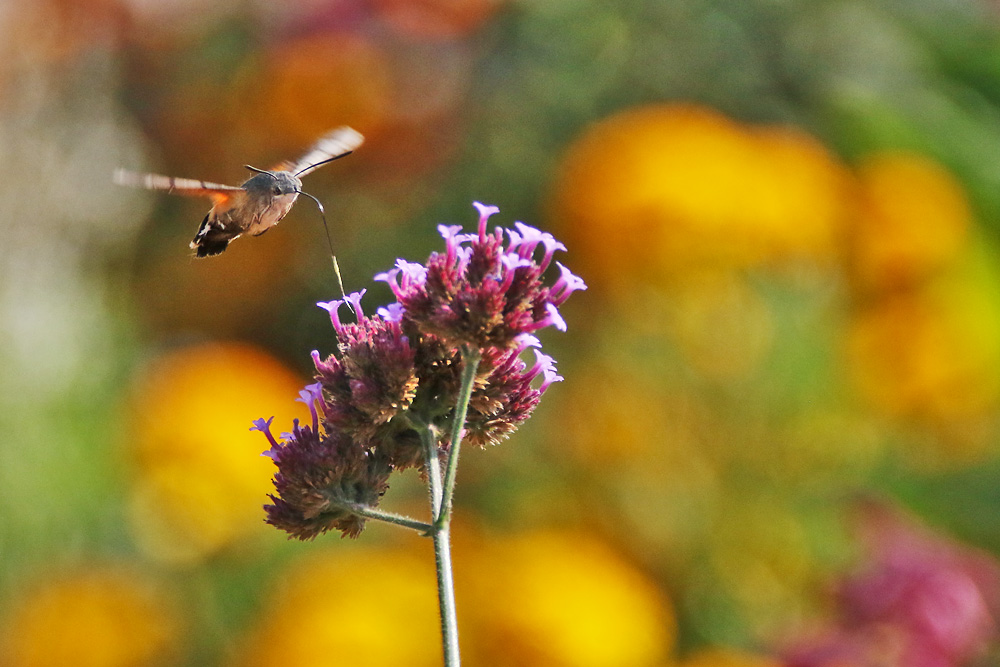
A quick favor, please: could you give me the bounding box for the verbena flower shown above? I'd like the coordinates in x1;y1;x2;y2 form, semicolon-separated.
253;203;584;539
376;202;582;349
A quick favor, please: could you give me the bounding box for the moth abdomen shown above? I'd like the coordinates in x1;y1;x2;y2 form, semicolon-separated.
191;214;237;257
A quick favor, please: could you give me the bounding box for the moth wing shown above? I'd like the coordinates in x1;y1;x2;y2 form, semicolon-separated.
289;127;364;177
113;169;243;206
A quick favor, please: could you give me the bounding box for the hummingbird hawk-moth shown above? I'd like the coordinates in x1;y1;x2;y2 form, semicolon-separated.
114;127;364;257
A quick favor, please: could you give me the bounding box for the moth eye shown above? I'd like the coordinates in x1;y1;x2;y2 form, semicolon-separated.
272;186;281;195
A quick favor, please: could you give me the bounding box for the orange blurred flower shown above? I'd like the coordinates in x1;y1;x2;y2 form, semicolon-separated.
1;569;179;667
237;33;393;154
550;104;852;289
680;648;781;667
227;30;463;180
738;127;852;265
372;0;502;40
547;364;717;491
845;269;1000;426
1;0;129;68
233;546;441;667
849;151;970;294
456;529;676;667
127;342;308;563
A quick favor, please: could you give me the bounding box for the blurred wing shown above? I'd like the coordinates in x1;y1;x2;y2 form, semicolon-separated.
290;127;364;177
113;169;243;206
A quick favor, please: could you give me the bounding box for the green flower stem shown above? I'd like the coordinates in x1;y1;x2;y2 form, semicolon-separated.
420;423;444;519
417;345;482;667
338;502;433;534
432;519;460;666
419;423;460;666
436;345;481;531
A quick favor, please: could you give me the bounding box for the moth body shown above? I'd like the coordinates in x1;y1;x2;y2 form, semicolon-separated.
114;127;363;257
192;170;304;257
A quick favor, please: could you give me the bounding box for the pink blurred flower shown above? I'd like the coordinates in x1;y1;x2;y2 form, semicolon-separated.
785;501;999;667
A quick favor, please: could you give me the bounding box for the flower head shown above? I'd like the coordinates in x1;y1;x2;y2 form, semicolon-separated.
254;203;583;539
253;412;391;539
380;202;586;349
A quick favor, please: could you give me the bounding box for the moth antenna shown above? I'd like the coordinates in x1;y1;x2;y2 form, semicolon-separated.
244;164;274;176
294;151;353;177
297;190;350;307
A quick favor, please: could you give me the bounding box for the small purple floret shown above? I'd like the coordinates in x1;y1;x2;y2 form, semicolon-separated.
251;416;281;456
317;299;346;333
543;303;567;332
438;224;464;241
538;234;567;271
526;350;555;380
526;350;563;392
438;224;465;264
344;289;367;320
516;334;542;351
511;222;546;259
551;262;587;305
376;260;428;299
377;302;404;322
473;201;500;238
296;382;323;434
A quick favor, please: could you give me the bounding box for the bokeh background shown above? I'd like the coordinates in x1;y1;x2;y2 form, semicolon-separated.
4;0;1000;665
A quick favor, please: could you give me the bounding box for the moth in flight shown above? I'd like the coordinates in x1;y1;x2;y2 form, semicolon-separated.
114;127;363;257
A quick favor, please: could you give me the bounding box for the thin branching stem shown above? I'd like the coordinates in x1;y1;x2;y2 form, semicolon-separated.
436;345;481;530
336;502;433;534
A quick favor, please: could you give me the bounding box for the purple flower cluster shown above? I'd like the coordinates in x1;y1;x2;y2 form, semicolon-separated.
378;202;582;349
252;203;585;539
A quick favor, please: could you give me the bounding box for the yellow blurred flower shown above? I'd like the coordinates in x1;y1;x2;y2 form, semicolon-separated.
233;546;441;667
552;367;677;463
550;104;852;289
548;361;716;484
849;151;970;294
457;529;675;667
545;365;720;559
679;648;781;667
745;127;852;263
1;569;179;667
845;259;1000;426
127;342;308;563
